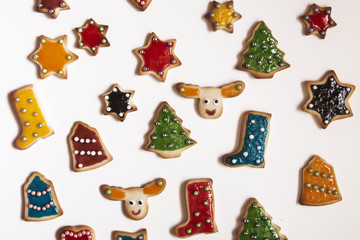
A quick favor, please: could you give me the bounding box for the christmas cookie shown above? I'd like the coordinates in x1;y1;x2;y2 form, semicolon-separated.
301;155;342;206
302;4;337;39
175;179;218;238
101;84;137;121
134;33;181;82
206;1;242;33
75;18;110;56
302;70;355;129
30;35;78;79
101;178;166;220
113;229;147;240
12;85;54;150
130;0;152;11
23;172;63;221
238;198;287;240
144;102;196;158
224;111;271;168
177;81;245;119
59;225;95;240
238;21;289;79
36;0;70;19
68;121;113;172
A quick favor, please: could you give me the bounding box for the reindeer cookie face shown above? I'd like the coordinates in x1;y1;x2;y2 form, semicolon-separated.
101;178;166;220
177;81;245;119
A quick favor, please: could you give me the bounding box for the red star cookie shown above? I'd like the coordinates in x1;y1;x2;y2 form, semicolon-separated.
134;33;182;82
36;0;70;19
30;35;78;79
130;0;152;11
75;19;110;56
302;4;337;39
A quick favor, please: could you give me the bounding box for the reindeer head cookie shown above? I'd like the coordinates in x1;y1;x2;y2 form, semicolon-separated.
101;178;166;220
177;81;245;119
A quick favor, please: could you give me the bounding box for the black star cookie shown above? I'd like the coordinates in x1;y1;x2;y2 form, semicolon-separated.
302;71;355;129
101;84;137;122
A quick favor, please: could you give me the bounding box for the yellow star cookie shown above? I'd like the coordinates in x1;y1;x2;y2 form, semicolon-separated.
207;1;242;33
30;35;78;79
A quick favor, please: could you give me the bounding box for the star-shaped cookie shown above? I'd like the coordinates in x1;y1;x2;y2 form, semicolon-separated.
134;32;182;82
101;84;137;122
206;1;241;33
30;35;78;79
36;0;70;19
302;71;355;129
75;18;110;56
130;0;152;11
302;4;337;39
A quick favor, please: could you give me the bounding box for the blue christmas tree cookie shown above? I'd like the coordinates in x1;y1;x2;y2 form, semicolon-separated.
23;172;63;221
224;111;271;168
113;229;147;240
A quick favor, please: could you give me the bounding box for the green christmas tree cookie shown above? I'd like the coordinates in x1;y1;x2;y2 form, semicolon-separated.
239;21;289;79
145;102;196;158
238;198;287;240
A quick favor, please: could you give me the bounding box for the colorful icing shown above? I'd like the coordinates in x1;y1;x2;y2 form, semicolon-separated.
238;199;287;240
116;234;144;240
76;19;110;56
207;1;242;33
176;179;217;237
13;85;53;150
69;121;112;171
30;35;78;79
37;0;70;18
240;21;289;78
130;0;151;11
304;71;354;128
102;84;137;121
135;33;181;82
225;112;271;167
301;156;342;205
60;229;94;240
303;4;337;39
146;102;196;157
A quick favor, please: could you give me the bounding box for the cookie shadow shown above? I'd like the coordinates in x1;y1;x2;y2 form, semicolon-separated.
169;180;187;236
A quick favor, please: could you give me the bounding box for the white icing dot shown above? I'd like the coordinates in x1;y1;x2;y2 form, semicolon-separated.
255;159;261;164
74;150;79;154
92;139;96;143
86;138;90;143
243;152;248;157
249;135;254;139
80;138;85;143
251;120;255;123
312;86;318;90
324;120;329;124
232;159;237;164
257;146;261;150
87;151;91;155
346;87;351;92
308;103;314;108
119;112;124;117
127;105;131;110
260;127;265;132
80;151;85;155
15;97;20;102
113;88;118;92
125;93;130;97
105;95;109;100
97;151;102;155
78;163;83;168
107;107;112;112
91;151;96;156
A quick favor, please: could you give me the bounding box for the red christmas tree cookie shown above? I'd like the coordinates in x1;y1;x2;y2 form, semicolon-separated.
68;121;113;172
301;155;342;206
59;225;95;240
175;179;218;238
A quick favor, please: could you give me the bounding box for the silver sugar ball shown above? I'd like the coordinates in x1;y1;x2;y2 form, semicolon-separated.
149;145;155;149
245;63;250;68
168;144;173;148
139;49;145;54
152;136;157;140
152;37;158;41
142;67;148;71
38;3;43;8
227;24;233;28
305;16;309;20
162;133;167;138
227;4;232;9
248;54;254;58
326;9;331;14
155;121;160;126
210;13;215;18
171;59;177;64
257;60;262;65
320;30;326;35
314;8;319;12
214;22;219;27
60;2;66;7
167;42;173;46
232;13;238;17
49;9;54;14
186;140;192;144
309;28;314;33
252;42;257;46
158;71;163;76
172;129;177;133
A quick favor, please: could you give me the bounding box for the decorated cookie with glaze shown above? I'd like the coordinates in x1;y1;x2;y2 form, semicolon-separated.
101;84;137;121
30;35;78;79
130;0;152;11
75;18;110;56
23;172;63;221
206;1;242;33
134;33;181;82
302;70;355;129
301;155;342;206
176;179;218;238
68;121;113;172
238;198;287;240
177;81;245;119
36;0;70;18
59;225;95;240
12;85;54;150
101;178;166;220
302;4;337;39
113;229;147;240
145;102;196;158
224;111;271;168
238;21;289;79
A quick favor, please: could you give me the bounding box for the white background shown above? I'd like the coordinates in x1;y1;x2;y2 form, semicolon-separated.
1;0;359;239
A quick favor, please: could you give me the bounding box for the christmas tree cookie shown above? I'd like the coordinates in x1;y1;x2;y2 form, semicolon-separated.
238;21;289;79
144;102;196;158
238;199;287;240
113;229;147;240
12;85;54;150
206;1;242;33
69;121;113;172
36;0;70;19
175;179;218;238
59;225;95;240
224;111;271;168
301;155;342;206
23;172;63;221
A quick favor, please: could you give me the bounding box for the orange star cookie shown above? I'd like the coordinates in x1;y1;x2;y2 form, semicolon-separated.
36;0;70;19
206;1;242;33
30;35;78;79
